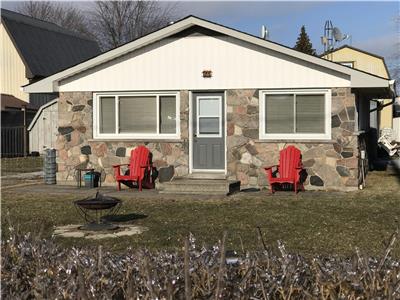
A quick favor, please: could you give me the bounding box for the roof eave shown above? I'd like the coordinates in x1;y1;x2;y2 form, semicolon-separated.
23;16;388;93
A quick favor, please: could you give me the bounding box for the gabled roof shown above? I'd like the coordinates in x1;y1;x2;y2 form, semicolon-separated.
320;44;390;78
1;9;101;79
24;15;393;93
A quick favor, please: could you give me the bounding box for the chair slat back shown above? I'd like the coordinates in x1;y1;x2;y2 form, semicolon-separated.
129;146;150;179
279;146;302;179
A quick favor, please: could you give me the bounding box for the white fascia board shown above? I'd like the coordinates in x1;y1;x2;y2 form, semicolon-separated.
348;70;390;88
23;19;195;93
23;16;390;93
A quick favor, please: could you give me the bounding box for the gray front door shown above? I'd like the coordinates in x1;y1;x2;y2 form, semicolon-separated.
192;92;225;170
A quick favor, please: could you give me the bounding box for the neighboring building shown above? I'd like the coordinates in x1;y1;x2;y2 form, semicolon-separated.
393;97;400;142
322;45;393;132
0;9;101;156
28;99;58;154
24;16;396;191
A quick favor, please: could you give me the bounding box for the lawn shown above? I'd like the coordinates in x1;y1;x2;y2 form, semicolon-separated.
2;170;400;258
1;156;43;176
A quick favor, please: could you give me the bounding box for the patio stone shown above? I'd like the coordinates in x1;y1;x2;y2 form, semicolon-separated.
72;105;85;112
332;115;341;128
81;145;91;155
58;126;74;135
240;152;252;164
341;151;353;158
339;108;348;122
336;166;350;177
115;147;126;157
310;175;324;186
159;165;174;182
242;129;258;139
53;224;148;239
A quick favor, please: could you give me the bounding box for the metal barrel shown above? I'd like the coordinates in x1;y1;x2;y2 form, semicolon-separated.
44;148;57;184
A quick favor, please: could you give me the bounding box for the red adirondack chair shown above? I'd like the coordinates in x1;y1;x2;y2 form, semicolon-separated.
112;146;152;191
263;146;304;194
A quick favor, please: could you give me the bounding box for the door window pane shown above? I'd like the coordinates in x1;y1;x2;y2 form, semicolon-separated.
160;96;176;134
265;94;294;133
119;96;157;133
199;117;219;134
199;97;220;116
100;97;115;133
296;95;325;133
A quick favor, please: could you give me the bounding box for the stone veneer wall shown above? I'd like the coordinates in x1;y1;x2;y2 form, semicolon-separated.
226;88;359;190
56;91;190;184
56;88;359;190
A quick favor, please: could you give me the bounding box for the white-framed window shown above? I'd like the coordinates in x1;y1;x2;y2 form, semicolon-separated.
93;92;180;139
259;89;331;140
339;61;354;68
196;96;223;138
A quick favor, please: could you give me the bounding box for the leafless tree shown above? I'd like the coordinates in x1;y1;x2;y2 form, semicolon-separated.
16;1;94;39
90;1;178;50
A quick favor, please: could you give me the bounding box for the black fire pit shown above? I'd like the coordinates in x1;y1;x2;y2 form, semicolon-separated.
74;192;122;231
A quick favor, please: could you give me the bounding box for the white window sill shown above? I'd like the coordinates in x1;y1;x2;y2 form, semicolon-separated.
88;136;184;143
255;139;335;144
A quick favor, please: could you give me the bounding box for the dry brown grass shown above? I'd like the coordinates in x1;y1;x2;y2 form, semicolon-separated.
2;170;399;257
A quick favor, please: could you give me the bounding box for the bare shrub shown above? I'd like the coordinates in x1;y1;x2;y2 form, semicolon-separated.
1;227;399;299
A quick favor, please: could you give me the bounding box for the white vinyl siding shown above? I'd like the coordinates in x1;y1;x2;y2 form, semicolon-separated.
58;35;350;92
0;24;29;101
260;89;331;140
93;92;180;139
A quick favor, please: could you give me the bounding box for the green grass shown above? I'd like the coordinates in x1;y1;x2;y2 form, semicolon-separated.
2;171;400;257
1;156;43;175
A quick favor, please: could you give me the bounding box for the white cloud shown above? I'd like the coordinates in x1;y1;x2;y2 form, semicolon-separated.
354;33;398;61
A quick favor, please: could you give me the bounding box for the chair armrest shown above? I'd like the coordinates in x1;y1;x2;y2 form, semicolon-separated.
112;164;130;168
263;165;278;170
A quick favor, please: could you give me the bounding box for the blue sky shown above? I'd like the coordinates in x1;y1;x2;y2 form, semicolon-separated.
2;1;399;71
178;2;398;62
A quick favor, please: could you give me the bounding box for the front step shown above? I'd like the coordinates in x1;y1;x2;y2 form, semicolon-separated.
156;178;240;195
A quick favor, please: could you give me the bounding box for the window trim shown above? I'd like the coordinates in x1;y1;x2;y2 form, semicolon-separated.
259;89;331;140
196;95;223;138
93;91;180;140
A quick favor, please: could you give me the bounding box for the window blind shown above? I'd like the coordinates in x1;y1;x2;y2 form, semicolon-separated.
296;95;325;133
119;96;157;133
159;96;176;134
265;94;294;133
99;97;115;133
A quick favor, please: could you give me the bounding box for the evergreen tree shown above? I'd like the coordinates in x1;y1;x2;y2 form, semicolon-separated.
294;25;316;56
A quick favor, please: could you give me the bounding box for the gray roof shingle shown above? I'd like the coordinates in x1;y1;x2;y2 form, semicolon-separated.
1;9;101;79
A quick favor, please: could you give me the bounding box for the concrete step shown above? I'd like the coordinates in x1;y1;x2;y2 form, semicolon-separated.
156;178;240;195
186;173;227;180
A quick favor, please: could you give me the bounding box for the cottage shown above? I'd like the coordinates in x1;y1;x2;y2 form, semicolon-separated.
24;16;396;191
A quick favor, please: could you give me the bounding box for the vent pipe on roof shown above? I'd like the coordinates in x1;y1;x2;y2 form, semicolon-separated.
261;25;269;40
